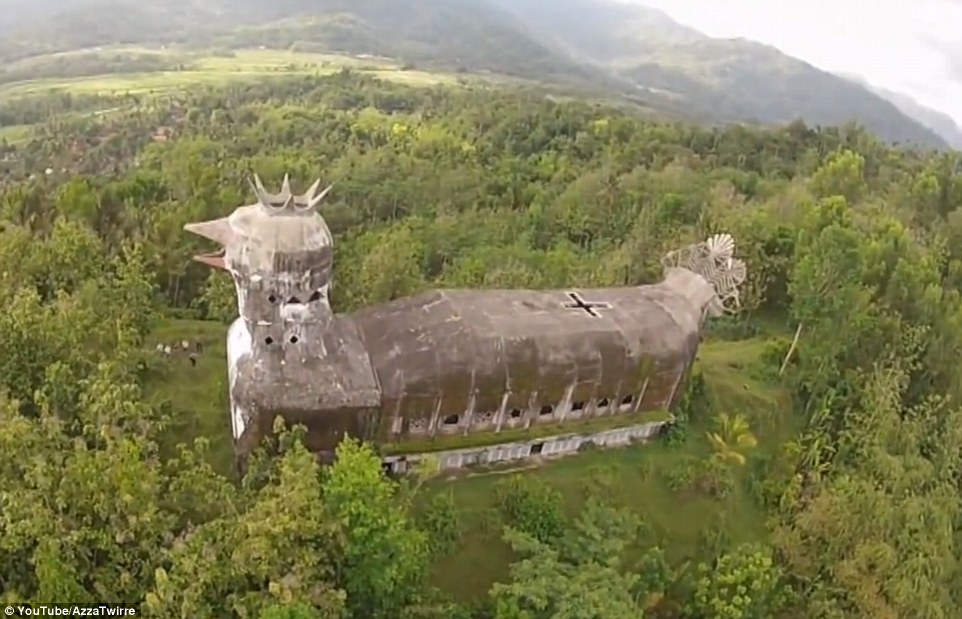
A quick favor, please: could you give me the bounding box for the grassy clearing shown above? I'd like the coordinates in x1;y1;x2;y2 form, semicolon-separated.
144;317;234;474
144;316;795;601
0;124;32;144
0;47;459;100
419;336;792;601
698;337;799;447
424;441;769;601
0;105;155;147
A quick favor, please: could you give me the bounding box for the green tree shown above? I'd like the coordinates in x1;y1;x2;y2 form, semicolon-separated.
811;149;865;203
145;429;346;618
195;270;238;323
686;544;786;619
322;438;430;619
491;501;644;619
357;225;426;303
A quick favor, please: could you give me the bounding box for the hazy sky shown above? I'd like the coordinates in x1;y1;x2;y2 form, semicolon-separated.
632;0;962;125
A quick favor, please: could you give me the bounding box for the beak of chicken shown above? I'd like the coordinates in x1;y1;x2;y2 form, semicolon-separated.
184;218;232;271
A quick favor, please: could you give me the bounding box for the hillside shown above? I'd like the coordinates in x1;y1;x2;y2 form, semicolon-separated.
0;0;950;148
492;0;950;149
0;0;598;87
841;72;962;149
3;69;962;617
488;0;705;64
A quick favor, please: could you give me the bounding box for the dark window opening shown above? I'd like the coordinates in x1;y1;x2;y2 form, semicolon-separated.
509;408;523;418
539;405;553;416
264;337;274;345
287;295;302;304
621;394;634;406
309;290;323;302
475;411;495;424
531;442;544;454
267;294;277;303
289;335;299;344
443;414;459;425
597;398;610;407
572;401;585;411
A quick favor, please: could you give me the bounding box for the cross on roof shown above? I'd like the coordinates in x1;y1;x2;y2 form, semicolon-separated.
561;291;612;317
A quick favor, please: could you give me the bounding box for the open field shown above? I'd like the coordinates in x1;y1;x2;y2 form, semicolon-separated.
146;317;234;473
0;47;459;99
0;47;466;145
0;124;32;144
145;315;794;601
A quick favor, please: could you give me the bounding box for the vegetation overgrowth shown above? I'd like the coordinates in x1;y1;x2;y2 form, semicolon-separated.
1;70;961;618
0;0;951;148
0;48;460;97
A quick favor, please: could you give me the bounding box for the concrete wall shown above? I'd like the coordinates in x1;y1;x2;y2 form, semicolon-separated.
382;419;669;474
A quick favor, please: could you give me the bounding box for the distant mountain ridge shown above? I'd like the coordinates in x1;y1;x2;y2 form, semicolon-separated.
0;0;951;149
0;0;607;89
486;0;705;66
491;0;949;149
839;73;962;149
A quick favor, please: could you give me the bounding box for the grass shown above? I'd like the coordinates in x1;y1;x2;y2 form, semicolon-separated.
144;317;234;474
0;47;461;100
145;315;795;601
0;124;32;144
0;47;464;143
698;336;800;447
419;336;793;601
383;408;672;456
423;441;768;601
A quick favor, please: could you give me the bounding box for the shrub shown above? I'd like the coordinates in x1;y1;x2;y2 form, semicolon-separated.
664;456;699;492
664;456;734;500
688;544;788;619
663;417;689;447
577;439;597;452
494;475;565;544
478;507;502;540
760;336;793;378
696;524;731;557
695;458;735;500
703;315;760;340
580;463;617;500
673;370;710;434
420;490;462;557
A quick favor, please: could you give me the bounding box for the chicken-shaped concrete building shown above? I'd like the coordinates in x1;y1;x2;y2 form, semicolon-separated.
185;176;746;472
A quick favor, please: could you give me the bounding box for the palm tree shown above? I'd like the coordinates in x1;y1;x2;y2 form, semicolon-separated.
706;413;758;466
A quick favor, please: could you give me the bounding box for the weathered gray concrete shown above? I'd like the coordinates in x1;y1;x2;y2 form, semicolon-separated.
382;419;669;473
183;175;746;469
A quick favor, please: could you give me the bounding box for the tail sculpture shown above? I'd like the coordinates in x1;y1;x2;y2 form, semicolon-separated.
661;233;747;316
184;174;750;473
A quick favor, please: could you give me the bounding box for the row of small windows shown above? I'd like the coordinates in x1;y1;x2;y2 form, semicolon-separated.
266;290;324;305
438;394;635;427
264;335;299;345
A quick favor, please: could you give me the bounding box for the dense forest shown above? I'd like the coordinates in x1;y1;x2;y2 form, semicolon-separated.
2;71;962;618
0;0;951;148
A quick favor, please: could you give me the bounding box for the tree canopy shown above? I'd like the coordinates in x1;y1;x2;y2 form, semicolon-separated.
1;71;961;618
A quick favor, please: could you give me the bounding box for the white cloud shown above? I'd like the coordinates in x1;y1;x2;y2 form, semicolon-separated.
628;0;962;124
